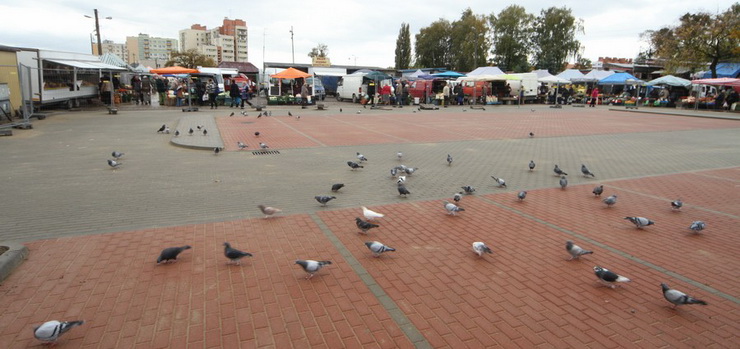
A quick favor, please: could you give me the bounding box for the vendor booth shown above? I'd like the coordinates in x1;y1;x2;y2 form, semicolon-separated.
268;67;312;105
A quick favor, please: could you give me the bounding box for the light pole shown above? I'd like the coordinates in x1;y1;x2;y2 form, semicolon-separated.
289;26;295;64
84;9;112;55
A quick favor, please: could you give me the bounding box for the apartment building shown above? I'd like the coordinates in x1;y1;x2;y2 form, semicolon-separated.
125;33;178;68
179;18;248;64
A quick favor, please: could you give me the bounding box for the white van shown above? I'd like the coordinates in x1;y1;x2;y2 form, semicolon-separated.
506;73;539;102
336;73;368;103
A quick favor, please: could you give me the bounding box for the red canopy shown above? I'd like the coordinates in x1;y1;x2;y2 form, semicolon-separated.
150;66;199;74
691;77;740;87
270;67;310;79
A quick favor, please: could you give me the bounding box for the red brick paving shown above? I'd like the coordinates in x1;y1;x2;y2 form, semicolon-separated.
216;109;740;151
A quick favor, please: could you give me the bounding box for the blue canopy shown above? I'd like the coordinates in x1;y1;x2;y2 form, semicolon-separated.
700;63;740;78
598;72;645;85
432;71;465;78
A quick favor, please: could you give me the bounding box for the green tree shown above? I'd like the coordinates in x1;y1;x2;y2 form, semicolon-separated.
531;7;583;73
642;3;739;77
395;23;412;70
165;49;216;68
308;43;329;58
415;19;452;68
574;57;592;70
449;8;490;72
489;5;533;72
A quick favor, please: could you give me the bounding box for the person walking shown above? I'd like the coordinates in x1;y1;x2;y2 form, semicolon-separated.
229;80;240;108
155;76;167;106
590;87;599;107
206;78;218;109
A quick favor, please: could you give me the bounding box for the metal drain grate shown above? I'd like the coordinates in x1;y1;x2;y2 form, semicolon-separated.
252;150;281;155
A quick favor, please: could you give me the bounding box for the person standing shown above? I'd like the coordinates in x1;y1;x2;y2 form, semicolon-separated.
141;76;152;105
455;83;464;105
590;87;599;107
442;82;450;108
175;81;184;107
229;80;240;108
206;78;218;109
131;75;143;105
155;77;167;106
395;80;403;107
301;81;309;108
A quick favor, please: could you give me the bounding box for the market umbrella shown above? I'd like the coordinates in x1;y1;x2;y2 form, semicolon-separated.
433;71;465;78
647;75;692;87
149;66;198;74
270;67;310;79
363;71;391;80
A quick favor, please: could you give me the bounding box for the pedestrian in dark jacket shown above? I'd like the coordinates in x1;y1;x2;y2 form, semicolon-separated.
229;81;240;108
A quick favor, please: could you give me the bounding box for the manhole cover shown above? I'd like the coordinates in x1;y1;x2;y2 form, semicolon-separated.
252;150;281;155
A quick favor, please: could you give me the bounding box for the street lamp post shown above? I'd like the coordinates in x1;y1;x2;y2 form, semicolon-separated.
84;9;112;55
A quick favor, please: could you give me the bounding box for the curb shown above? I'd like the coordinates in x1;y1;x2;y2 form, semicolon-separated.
0;241;29;282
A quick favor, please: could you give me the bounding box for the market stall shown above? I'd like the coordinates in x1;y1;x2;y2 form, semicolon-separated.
268;67;311;105
150;66;200;111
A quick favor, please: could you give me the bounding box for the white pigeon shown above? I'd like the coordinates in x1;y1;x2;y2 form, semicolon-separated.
365;241;396;257
472;242;493;257
237;141;248;150
491;176;506;187
362;206;384;220
396;151;403;161
164;126;171;134
34;320;85;344
259;142;269;150
356;152;368;162
396;175;406;184
443;201;465;215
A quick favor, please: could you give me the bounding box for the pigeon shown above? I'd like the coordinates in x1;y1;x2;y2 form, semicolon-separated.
566;240;593;260
491;176;506;187
624;216;655;229
157;124;166;133
593;185;604;197
356;152;368;162
188;128;194;136
164;127;170;134
254;131;260;137
331;183;345;192
553;164;567;176
237;141;248;150
197;125;202;130
453;192;463;203
517;191;527;201
397;151;403;161
223;242;252;265
357;110;361;114
257;112;262;118
661;283;708;308
340;108;342;113
157;245;192;264
397;183;411;197
689;220;706;234
529;132;534;138
229;112;234;117
404;167;418;175
175;130;180;137
107;159;120;169
461;186;476;194
530;109;535;112
671;199;683;211
259;142;269;150
295;260;332;279
603;194;617;207
202;129;208;136
396;164;408;172
347;161;364;170
315;195;336;206
33;320;85;344
365;241;396;257
241;111;247;116
594;266;631;288
288;111;293;117
559;176;568;190
443;201;465;215
213;147;221;155
581;164;595;177
472;242;493;257
529;160;535;171
362;206;384;220
257;205;282;218
447;154;453;166
390;167;398;177
356;217;380;234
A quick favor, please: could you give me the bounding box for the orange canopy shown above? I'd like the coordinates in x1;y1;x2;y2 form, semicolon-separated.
270;67;310;79
149;66;199;74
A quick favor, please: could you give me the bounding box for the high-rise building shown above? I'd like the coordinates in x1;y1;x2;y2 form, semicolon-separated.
179;18;248;65
125;34;178;68
94;40;126;58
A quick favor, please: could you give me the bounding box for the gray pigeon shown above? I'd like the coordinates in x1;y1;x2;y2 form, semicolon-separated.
603;194;617;207
553;164;567;176
517;191;527;201
453;192;463;203
356;217;380;234
331;183;345;192
188;128;194;135
529;160;535;171
397;183;411;197
661;283;708;308
347;161;364;170
566;240;593;260
295;260;332;279
624;216;655;229
107;159;121;169
390;167;398;177
157;124;166;133
593;185;604;196
34;320;85;344
223;242;252;265
157;245;192;264
404;167;418;175
689;221;706;234
671;199;683;210
461;186;476;194
202;128;208;136
472;242;493;257
356;152;368;162
559;176;568;190
491;176;506;187
315;195;336;206
213;147;221;155
594;266;631;288
443;201;465;215
447;154;453;166
257;205;282;218
581;164;595;177
111;151;124;160
365;241;396;257
175;130;180;137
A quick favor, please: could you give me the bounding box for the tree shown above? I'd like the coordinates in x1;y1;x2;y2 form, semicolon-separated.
308;43;329;58
165;49;216;68
449;8;490;72
573;57;592;70
415;19;452;68
489;5;533;72
642;3;739;77
530;7;583;74
395;23;412;70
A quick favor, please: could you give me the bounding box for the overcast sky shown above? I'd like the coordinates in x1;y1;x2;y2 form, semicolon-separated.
0;0;735;70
